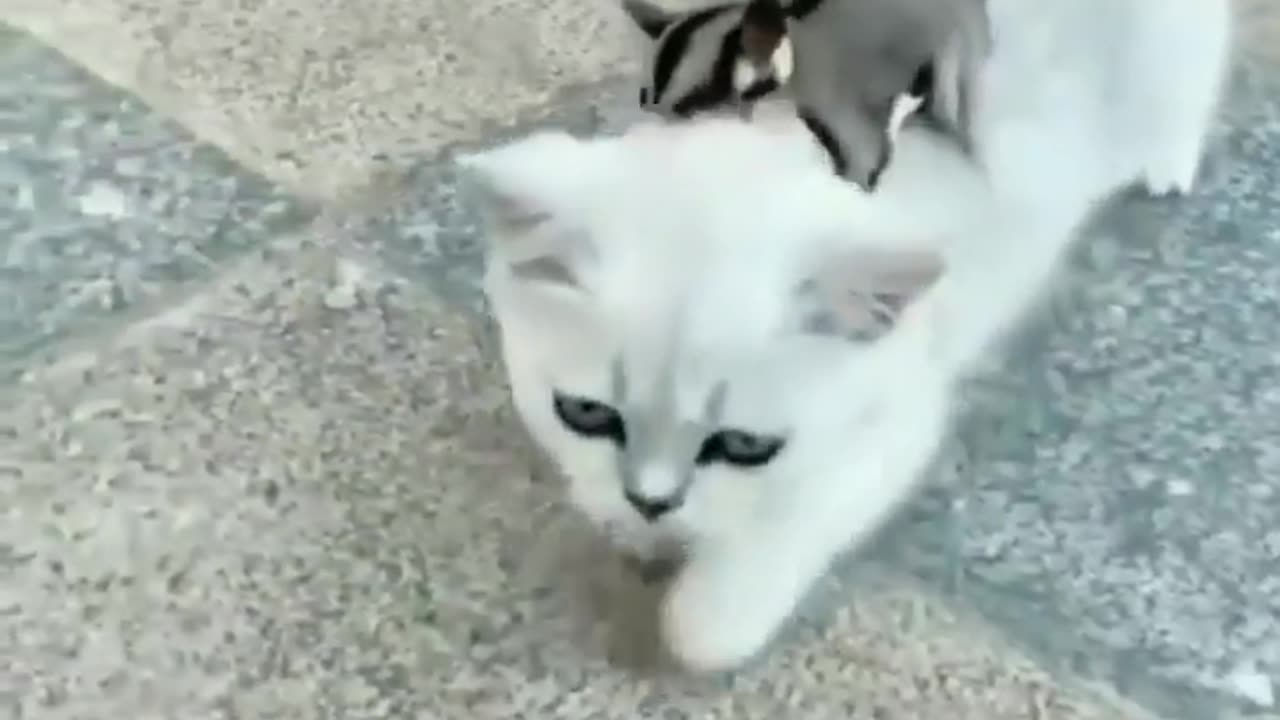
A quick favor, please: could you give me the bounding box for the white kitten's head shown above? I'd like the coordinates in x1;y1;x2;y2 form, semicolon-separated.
458;118;945;557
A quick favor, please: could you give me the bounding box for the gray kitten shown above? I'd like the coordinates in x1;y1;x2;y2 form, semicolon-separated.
622;0;991;190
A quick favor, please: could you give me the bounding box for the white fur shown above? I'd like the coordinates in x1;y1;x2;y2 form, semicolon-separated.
771;37;795;84
461;0;1231;673
732;60;762;95
887;92;927;142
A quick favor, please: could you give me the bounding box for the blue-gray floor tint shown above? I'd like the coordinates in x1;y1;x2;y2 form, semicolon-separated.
0;27;314;380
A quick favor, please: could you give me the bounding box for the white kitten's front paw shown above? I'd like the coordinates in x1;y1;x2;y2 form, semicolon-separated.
660;555;796;673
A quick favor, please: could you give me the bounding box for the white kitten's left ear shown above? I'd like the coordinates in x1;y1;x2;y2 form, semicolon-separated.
457;131;583;236
799;245;944;341
457;131;600;290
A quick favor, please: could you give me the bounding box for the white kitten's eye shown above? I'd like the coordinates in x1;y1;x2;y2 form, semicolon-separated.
696;429;785;468
552;392;626;445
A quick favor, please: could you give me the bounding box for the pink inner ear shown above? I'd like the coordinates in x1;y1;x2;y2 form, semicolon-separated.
487;192;552;236
819;246;944;294
459;130;591;233
808;246;945;338
858;247;945;295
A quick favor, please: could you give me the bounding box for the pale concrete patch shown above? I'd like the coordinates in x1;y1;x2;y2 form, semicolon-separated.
10;0;1270;205
0;231;1147;719
2;0;704;202
1236;0;1280;63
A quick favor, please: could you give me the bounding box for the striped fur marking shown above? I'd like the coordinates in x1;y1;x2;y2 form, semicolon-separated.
784;0;831;20
652;4;737;107
671;25;747;117
797;109;849;178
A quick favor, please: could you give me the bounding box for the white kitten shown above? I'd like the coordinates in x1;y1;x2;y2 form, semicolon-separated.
459;0;1231;673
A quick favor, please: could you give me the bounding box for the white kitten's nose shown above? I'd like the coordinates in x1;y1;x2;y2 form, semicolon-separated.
625;465;684;522
624;491;679;521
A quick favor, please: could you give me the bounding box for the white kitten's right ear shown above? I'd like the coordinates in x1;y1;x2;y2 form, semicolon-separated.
621;0;679;39
457;131;600;292
797;242;945;342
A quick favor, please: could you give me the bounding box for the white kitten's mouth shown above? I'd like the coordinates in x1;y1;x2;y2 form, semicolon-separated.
618;538;688;584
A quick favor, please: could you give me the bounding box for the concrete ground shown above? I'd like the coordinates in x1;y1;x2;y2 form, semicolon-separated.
1;1;1278;718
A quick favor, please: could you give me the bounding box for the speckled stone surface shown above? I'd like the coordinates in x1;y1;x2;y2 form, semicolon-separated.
0;234;1140;720
0;26;314;382
351;45;1280;720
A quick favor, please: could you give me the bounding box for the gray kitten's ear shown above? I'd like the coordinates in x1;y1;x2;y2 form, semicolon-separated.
457;132;598;290
798;245;944;341
621;0;679;39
